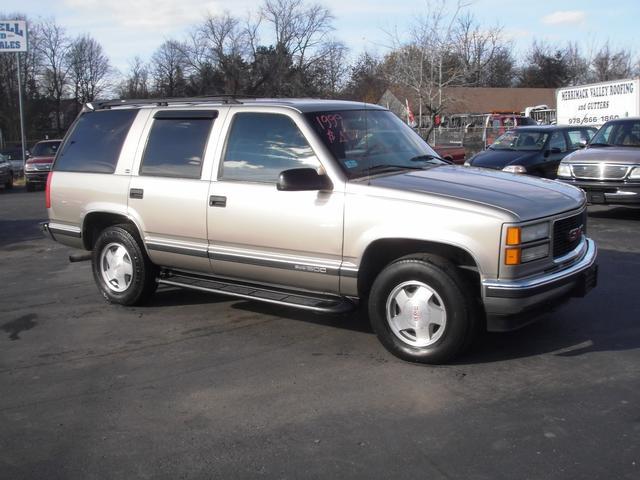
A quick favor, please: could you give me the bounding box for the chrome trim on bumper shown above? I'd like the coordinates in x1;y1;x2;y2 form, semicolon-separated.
553;237;587;266
483;238;597;299
46;222;82;238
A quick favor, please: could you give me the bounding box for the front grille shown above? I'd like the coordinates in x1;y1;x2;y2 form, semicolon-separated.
571;163;630;180
553;211;586;258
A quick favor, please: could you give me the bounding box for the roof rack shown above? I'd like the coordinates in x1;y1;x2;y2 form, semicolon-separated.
89;95;255;110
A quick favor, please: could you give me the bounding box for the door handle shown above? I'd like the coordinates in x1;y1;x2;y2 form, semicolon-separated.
209;195;227;207
130;188;144;199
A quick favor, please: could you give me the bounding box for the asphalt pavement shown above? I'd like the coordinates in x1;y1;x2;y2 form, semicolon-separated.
1;185;639;479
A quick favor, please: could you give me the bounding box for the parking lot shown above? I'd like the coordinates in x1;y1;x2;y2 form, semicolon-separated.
1;186;639;479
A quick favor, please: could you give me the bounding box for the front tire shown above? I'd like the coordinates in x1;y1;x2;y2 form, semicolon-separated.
92;224;157;305
5;175;13;189
368;254;477;364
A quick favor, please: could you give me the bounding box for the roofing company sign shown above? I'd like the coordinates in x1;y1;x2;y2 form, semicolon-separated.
0;21;27;52
556;78;640;127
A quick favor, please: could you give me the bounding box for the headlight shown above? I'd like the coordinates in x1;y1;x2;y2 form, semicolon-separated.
520;243;550;263
25;163;36;171
502;165;527;174
629;167;640;180
521;222;550;243
464;159;472;166
557;163;572;178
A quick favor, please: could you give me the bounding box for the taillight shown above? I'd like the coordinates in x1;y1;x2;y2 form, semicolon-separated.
45;171;53;209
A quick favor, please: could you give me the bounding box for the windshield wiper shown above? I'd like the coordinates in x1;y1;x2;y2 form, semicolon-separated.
408;154;443;162
366;164;425;174
588;142;611;147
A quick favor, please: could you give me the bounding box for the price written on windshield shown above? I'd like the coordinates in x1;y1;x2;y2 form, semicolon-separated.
314;114;348;144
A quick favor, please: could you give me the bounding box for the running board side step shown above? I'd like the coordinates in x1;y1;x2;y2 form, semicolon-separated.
157;271;355;314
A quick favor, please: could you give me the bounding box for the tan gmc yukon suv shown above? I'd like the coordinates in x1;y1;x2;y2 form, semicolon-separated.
43;98;598;363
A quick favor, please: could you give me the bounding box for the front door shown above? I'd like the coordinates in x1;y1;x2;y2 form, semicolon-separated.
207;111;344;294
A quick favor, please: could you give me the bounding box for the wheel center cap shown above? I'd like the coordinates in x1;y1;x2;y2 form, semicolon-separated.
411;304;422;323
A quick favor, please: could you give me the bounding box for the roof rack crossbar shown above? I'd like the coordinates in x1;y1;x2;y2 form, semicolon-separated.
92;95;255;110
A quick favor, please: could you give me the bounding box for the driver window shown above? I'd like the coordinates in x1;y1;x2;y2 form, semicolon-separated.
549;131;567;152
221;113;320;183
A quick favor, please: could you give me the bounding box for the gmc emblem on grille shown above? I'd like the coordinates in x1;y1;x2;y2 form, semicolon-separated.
567;225;583;242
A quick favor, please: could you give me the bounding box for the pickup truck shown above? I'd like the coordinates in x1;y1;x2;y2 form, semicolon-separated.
42;98;598;364
433;144;466;164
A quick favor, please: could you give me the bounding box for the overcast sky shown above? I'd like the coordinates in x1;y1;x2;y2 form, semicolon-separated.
10;0;640;73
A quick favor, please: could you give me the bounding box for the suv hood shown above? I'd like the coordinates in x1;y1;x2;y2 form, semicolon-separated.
471;149;539;169
368;165;584;221
27;156;55;164
564;146;640;165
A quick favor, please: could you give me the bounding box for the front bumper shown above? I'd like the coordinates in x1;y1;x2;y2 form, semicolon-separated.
559;178;640;205
25;171;50;184
482;238;598;331
0;169;10;184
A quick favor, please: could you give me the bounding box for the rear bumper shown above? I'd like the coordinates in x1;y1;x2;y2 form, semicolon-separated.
559;178;640;205
482;238;598;331
41;221;84;249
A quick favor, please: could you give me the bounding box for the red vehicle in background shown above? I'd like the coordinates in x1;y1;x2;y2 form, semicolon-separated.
24;139;62;191
483;113;537;148
433;144;466;164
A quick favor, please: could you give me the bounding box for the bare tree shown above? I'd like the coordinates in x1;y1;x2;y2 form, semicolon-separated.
37;18;70;134
67;34;111;109
117;56;150;99
312;39;349;97
451;13;506;86
563;42;590;85
151;40;188;97
198;11;251;93
384;0;469;138
591;42;633;82
260;0;334;69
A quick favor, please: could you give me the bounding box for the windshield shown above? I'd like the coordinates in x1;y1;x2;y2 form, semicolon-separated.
31;141;61;157
305;109;445;179
590;120;640;147
490;130;548;151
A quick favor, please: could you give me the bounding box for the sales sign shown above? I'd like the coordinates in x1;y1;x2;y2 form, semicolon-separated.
0;21;27;52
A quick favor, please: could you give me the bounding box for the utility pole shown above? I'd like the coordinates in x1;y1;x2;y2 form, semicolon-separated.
17;52;27;169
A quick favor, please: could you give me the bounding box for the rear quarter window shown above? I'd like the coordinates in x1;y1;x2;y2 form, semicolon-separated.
54;109;138;173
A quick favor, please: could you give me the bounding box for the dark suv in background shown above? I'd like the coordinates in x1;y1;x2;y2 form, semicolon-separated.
25;139;62;191
466;125;597;178
557;118;640;205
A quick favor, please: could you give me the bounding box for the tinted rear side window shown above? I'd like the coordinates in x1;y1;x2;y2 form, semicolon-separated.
54;110;138;173
140;117;213;179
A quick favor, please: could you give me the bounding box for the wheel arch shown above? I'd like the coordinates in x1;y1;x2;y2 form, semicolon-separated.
82;211;145;251
357;238;482;299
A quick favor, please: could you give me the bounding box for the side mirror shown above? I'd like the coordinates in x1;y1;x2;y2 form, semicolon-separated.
25;150;30;159
277;168;333;192
578;139;588;148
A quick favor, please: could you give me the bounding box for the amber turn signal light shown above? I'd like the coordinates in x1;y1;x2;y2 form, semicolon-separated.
506;226;521;245
505;248;521;265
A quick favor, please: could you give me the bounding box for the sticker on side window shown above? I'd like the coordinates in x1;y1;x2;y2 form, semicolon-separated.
344;159;358;169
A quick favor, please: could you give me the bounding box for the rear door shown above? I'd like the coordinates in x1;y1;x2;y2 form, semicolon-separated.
128;109;226;273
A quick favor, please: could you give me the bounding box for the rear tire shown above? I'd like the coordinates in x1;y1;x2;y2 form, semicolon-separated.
92;224;157;305
5;175;13;190
368;254;477;364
